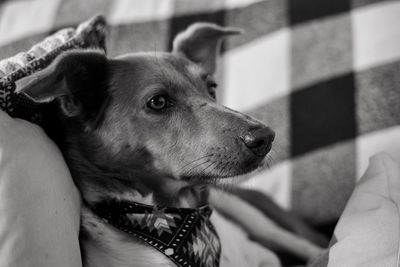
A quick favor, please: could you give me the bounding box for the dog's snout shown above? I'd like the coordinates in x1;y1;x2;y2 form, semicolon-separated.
240;127;275;156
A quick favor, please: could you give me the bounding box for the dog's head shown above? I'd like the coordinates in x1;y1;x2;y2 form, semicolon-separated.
17;23;274;190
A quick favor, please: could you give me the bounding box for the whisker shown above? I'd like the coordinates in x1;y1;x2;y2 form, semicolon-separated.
201;161;217;174
185;160;211;176
179;154;214;172
209;162;220;178
218;161;230;177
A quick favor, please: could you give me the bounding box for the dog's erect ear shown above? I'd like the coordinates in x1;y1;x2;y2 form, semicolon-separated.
172;23;242;74
16;49;109;118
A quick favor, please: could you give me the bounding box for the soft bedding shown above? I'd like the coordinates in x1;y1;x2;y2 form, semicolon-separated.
0;15;104;267
0;1;399;266
310;153;400;267
1;0;400;230
0;110;81;267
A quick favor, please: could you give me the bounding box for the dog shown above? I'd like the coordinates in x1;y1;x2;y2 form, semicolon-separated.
16;22;323;266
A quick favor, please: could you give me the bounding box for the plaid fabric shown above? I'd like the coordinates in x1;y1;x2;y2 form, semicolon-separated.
1;0;399;226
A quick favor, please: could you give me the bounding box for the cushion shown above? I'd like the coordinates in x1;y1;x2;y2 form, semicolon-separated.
309;152;400;266
0;15;107;267
0;110;81;267
0;15;106;124
211;209;281;267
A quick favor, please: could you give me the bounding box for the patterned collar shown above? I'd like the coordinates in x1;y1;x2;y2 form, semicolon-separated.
89;199;221;267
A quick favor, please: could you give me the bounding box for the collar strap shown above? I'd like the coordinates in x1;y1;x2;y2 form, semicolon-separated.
90;200;221;267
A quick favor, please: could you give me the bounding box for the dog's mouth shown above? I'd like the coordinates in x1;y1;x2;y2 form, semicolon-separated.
180;155;267;183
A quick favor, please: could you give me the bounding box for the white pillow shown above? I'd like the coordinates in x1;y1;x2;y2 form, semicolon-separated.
211;210;281;267
0;110;82;267
309;152;400;267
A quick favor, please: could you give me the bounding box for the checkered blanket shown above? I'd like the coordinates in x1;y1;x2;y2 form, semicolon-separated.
1;0;399;227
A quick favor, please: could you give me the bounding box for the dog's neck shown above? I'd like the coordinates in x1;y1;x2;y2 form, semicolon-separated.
78;176;210;209
62;128;209;209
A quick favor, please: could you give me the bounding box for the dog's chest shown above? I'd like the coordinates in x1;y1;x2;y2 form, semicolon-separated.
81;207;175;267
81;203;222;267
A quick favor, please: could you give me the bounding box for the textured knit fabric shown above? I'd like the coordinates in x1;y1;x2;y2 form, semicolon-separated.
0;15;106;123
91;200;221;267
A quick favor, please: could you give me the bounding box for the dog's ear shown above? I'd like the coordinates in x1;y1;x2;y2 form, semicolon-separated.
16;49;109;118
172;23;242;74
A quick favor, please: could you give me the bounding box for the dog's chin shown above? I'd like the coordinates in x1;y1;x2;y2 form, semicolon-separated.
180;156;266;185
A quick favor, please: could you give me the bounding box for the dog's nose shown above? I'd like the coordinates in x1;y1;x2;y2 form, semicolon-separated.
240;127;275;156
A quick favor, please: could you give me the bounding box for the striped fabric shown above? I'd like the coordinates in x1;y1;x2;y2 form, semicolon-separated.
0;0;399;227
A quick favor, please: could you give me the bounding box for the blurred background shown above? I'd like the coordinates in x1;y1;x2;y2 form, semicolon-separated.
1;0;400;231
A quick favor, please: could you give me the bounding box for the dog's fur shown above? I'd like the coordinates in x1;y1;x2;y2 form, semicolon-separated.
17;23;323;266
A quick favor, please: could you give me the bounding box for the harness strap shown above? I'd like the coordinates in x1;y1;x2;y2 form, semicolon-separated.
89;200;221;267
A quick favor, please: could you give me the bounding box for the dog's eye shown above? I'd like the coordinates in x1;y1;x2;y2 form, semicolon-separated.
147;95;168;111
